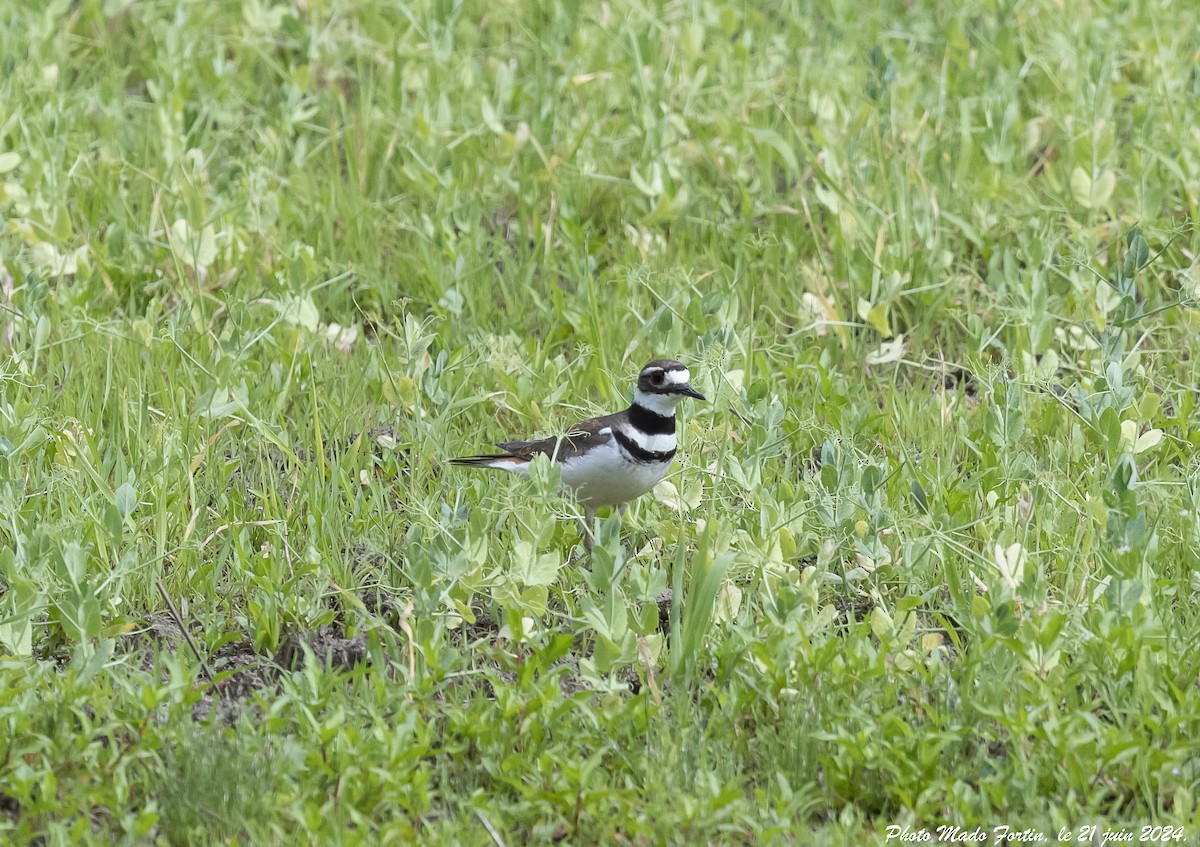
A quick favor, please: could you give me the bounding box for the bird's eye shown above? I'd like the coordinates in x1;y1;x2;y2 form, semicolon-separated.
650;371;665;386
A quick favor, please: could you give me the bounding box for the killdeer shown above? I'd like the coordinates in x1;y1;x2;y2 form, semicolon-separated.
449;359;706;548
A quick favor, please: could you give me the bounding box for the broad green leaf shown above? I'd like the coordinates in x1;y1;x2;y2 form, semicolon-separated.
747;127;799;172
1134;428;1162;454
481;96;503;134
865;335;905;364
870;606;895;641
278;294;320;332
1124;226;1149;277
115;482;137;520
713;582;741;624
59;590;102;642
1069;167;1092;206
1095;279;1121;316
510;541;562;587
630;162;663;197
168;218;218;269
0;580;39;656
1071;166;1116;208
857;298;892;337
993;543;1025;590
198;387;241;419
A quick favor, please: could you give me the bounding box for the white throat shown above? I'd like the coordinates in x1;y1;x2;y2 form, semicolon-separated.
633;389;681;417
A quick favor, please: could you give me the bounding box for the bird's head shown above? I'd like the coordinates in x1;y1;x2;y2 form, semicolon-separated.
635;359;706;413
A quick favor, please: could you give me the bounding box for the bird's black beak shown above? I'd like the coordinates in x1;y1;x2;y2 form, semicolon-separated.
674;384;706;401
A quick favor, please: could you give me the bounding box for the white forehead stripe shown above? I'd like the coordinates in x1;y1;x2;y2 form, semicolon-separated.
665;369;690;385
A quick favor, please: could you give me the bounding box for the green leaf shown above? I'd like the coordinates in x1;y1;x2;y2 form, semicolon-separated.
59;590;102;642
1071;167;1115;208
1069;167;1091;205
870;606;894;641
57;542;89;588
115;482;137;520
857;298;892;337
510;541;562;587
676;548;733;676
518;585;549;615
747;127;799;173
1134;428;1162;454
985;380;1025;447
278;294;320;332
481;96;503;134
105;504;123;542
630;162;663;197
168;218;218;268
911;480;928;513
0;580;39;656
1098;407;1122;452
592;633;629;674
71;638;115;682
860;465;882;496
1123;226;1149;278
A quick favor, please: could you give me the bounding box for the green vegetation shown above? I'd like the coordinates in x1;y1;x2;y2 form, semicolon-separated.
3;0;1200;843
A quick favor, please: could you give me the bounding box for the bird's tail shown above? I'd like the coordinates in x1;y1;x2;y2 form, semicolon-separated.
446;453;527;471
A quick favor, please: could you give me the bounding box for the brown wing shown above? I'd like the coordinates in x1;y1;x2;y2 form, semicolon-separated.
495;412;619;461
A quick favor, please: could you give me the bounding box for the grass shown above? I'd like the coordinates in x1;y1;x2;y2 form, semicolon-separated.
2;0;1200;842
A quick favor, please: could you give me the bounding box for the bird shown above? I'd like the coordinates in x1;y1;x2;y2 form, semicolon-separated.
448;359;706;549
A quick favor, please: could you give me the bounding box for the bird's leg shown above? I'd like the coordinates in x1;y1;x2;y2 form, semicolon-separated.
582;505;596;553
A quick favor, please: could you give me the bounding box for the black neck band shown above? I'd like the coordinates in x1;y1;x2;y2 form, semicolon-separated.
613;429;676;464
628;402;676;436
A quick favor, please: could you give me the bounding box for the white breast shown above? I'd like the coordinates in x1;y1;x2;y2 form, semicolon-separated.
558;440;673;507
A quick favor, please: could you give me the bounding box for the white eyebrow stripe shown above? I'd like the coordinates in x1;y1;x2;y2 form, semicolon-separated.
665;369;690;385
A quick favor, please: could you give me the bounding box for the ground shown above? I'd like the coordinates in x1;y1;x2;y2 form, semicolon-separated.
2;0;1200;844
